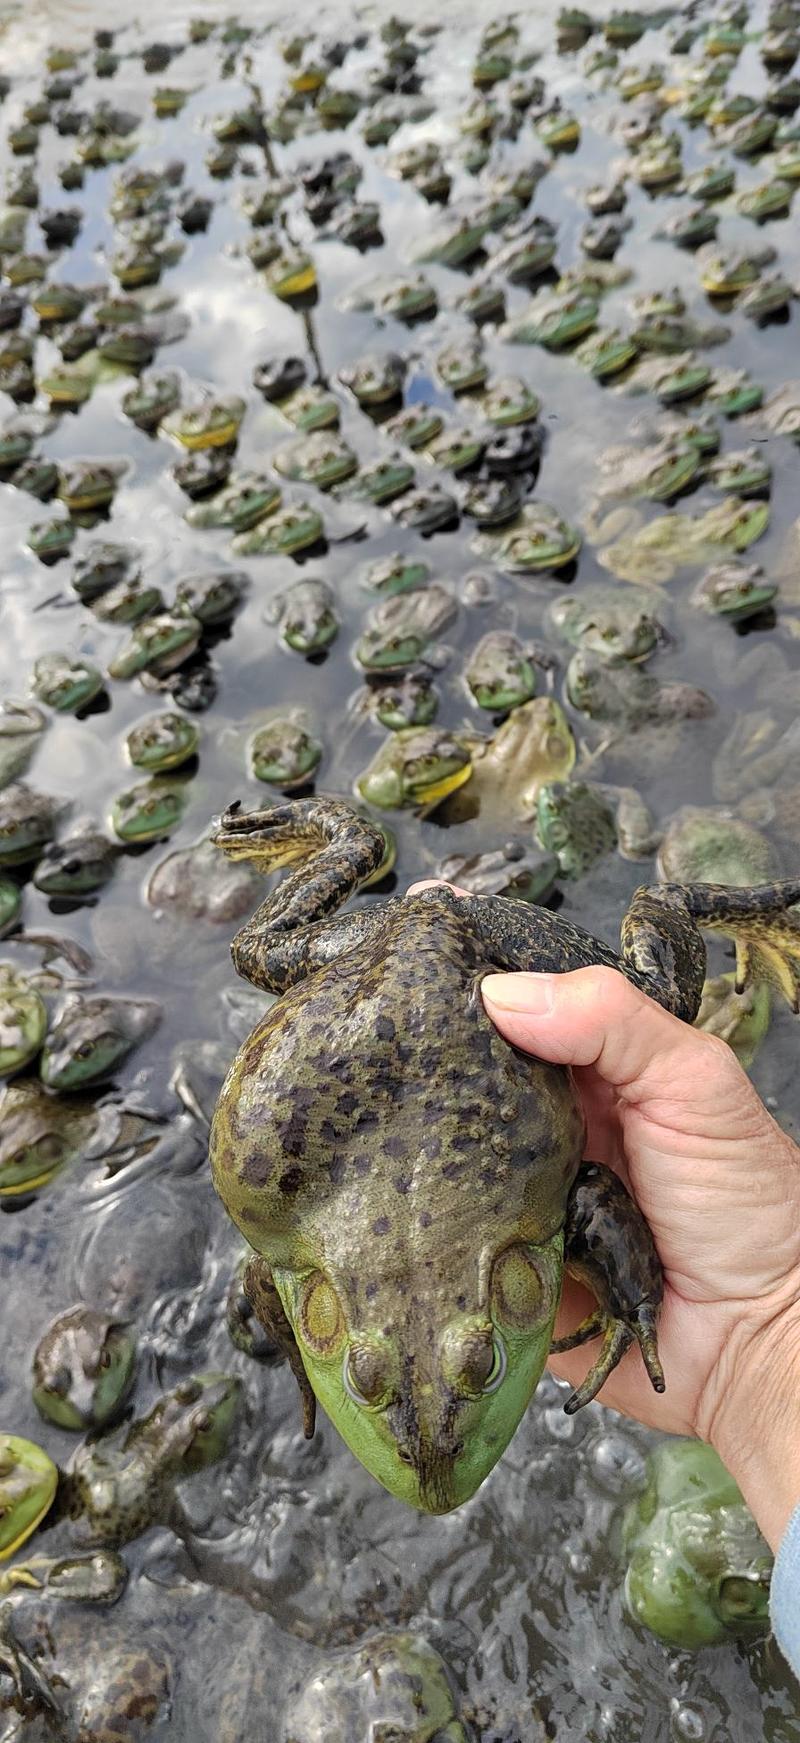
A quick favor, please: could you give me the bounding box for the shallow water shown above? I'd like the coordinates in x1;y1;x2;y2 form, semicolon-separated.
0;0;799;1737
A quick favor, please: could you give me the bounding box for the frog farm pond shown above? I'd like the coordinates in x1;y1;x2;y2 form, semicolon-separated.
1;0;800;1737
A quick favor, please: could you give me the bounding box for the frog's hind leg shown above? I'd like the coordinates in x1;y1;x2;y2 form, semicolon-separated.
621;878;800;1021
243;1258;317;1439
212;796;389;991
554;1163;665;1416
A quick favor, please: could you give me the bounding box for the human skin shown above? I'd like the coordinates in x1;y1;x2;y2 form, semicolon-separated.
409;881;800;1551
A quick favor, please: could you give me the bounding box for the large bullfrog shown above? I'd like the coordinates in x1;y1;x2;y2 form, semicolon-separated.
209;797;800;1513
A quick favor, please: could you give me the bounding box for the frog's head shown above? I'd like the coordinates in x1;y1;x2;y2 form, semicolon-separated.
144;1373;242;1475
0;1435;58;1560
273;1232;563;1513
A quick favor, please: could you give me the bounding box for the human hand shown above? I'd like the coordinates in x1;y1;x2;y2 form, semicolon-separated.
409;881;800;1548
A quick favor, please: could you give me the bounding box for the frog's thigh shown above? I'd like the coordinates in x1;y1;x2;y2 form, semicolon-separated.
555;1162;664;1415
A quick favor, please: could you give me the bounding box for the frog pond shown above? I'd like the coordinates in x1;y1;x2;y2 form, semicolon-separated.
1;0;800;1736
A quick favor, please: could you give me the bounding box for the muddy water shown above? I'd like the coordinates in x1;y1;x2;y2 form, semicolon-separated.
0;0;799;1737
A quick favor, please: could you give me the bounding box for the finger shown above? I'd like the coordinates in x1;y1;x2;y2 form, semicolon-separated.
481;965;762;1126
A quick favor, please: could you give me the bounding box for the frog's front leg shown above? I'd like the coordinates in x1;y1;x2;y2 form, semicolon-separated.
212;797;391;991
243;1258;317;1438
620;878;800;1020
553;1164;665;1415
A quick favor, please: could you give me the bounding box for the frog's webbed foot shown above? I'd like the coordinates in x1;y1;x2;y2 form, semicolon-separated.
730;920;800;1013
554;1163;664;1416
212;797;389;992
621;878;800;1021
243;1258;316;1438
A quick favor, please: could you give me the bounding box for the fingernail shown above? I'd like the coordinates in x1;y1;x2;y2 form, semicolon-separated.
482;973;556;1015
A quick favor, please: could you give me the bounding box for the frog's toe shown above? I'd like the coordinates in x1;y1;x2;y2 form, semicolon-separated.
563;1320;633;1415
551;1307;605;1352
561;1303;664;1415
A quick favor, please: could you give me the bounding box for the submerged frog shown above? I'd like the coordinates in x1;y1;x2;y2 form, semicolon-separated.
55;1373;241;1546
355;585;457;673
33;1307;137;1432
623;1441;772;1648
535;780;659;876
209;797;800;1511
40;993;161;1091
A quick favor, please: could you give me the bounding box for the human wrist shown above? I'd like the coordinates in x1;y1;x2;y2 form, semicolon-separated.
701;1290;800;1552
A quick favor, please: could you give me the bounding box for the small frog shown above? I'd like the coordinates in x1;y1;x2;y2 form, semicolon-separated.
623;1441;772;1648
32;1307;137;1432
356;727;473;810
110;782;188;846
265;578;339;655
125;713;199;773
249;716;323;789
40;992;161;1090
355;585;457;672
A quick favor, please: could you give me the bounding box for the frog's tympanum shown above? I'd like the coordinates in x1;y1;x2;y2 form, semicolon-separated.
209;796;800;1513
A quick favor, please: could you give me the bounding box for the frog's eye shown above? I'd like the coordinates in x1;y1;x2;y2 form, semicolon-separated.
719;1575;765;1617
343;1342;392;1409
481;1335;507;1394
299;1273;345;1355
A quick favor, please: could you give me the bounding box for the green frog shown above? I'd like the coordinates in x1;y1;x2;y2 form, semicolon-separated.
249;716;323;790
233;501;325;557
274;435;358;491
161;395;246;450
355;585;457;673
657;807;796;1004
360;554;431;598
0;967;47;1077
175;571;246;627
566;652;715;726
0;1438;57;1560
57;461;126;516
32;1307;137;1432
53;1373;241;1547
209;796;800;1511
339;352;405;405
385;405;445;451
108;614;202;681
265;578;339;655
623;1441;772;1648
691;561;778;621
30;655;104;715
126;713;199;773
0;877;21;938
0;784;62;867
122;369;181;432
33;827;117;897
0;702;47;791
535;780;659;876
465;632;538;711
185;473;281;532
110;781;188;845
40;992;161;1090
367;671;439;731
285;1630;471;1742
0;1080;98;1196
475;503;581;572
345;454;416;505
356;728;473;811
28;516;76;563
547;586;662;664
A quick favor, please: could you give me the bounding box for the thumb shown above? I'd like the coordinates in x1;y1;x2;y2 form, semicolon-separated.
481;965;752;1124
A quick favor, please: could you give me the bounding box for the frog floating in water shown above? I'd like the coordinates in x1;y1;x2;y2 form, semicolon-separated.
209;796;800;1511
